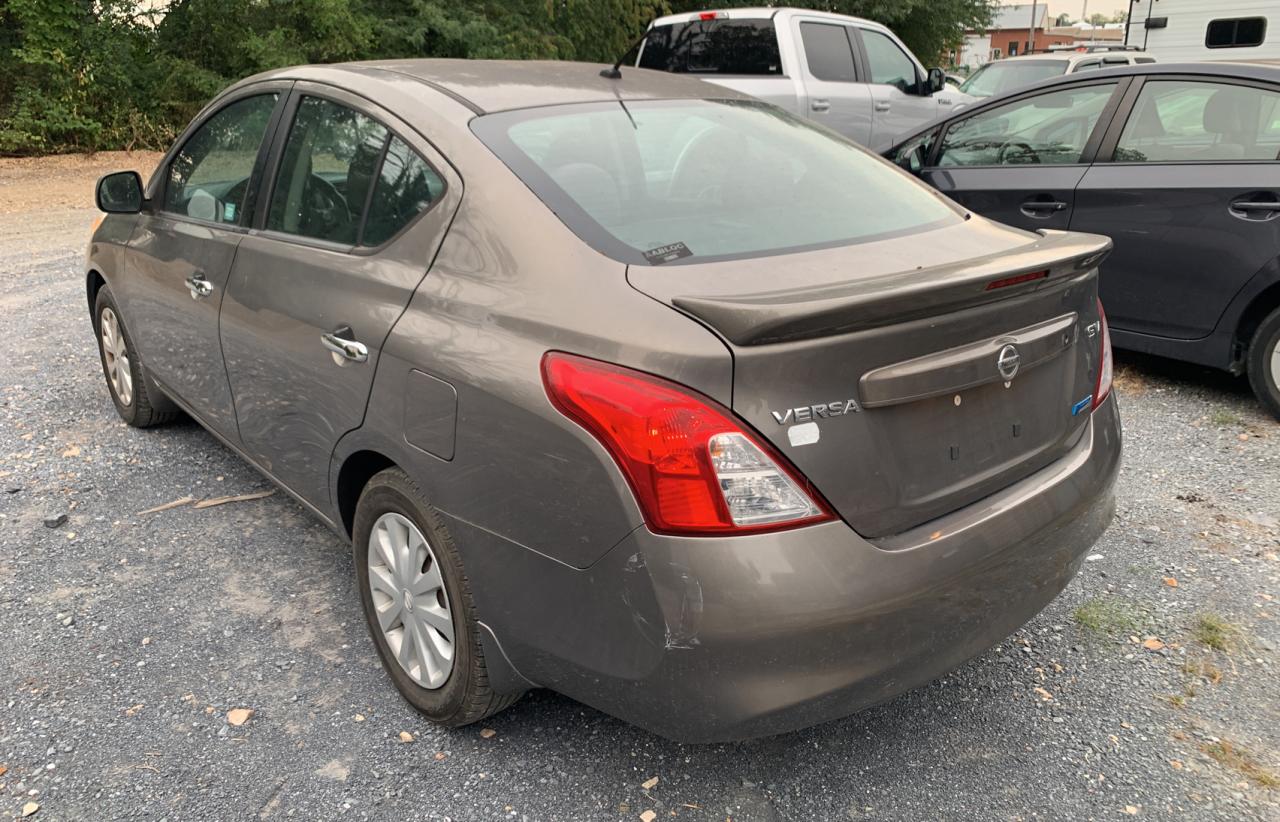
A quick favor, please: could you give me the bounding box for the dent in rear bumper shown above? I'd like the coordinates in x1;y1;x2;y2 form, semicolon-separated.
449;395;1121;742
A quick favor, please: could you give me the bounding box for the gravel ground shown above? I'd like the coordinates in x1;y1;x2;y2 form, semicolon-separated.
1;158;1278;821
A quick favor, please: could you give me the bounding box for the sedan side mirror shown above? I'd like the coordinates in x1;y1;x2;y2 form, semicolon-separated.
96;170;144;213
925;67;946;95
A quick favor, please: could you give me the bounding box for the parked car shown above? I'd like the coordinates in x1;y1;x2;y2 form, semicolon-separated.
636;8;973;150
887;62;1280;418
87;59;1120;742
959;50;1156;99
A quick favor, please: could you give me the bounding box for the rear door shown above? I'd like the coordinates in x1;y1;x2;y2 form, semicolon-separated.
218;84;461;508
125;88;287;441
921;79;1127;231
790;17;874;145
1071;75;1280;339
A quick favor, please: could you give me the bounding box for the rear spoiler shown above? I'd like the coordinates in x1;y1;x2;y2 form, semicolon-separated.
672;231;1112;346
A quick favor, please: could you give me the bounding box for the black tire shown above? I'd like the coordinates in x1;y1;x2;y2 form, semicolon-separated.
1247;306;1280;421
353;468;522;726
93;286;180;428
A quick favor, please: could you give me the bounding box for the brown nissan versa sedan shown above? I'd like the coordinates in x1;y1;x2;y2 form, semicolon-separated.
86;60;1121;742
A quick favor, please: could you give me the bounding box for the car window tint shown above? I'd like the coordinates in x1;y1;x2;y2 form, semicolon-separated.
639;19;782;75
861;30;916;92
361;136;444;246
1115;80;1280;163
938;83;1118;167
800;23;857;82
164;94;278;225
474;99;960;264
1073;61;1101;72
267;96;389;244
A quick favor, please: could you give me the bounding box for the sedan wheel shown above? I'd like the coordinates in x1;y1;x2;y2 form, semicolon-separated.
93;286;179;428
99;306;134;407
367;512;455;689
353;468;523;726
1247;305;1280;421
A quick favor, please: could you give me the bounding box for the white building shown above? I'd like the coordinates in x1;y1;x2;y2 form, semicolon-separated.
955;4;1054;71
1125;0;1280;61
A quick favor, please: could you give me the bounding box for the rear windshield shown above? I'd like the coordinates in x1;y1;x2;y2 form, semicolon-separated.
638;19;782;75
960;60;1069;97
471;99;961;266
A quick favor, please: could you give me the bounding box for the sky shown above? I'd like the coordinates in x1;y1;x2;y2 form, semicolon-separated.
1021;1;1132;20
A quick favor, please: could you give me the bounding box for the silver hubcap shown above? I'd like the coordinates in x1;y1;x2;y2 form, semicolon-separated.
100;307;133;406
368;512;454;689
1270;335;1280;389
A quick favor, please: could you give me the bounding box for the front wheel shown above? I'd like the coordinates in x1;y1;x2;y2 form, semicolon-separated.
353;468;521;726
93;286;179;428
1247;305;1280;421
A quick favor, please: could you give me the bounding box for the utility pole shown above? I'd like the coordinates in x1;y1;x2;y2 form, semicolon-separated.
1029;0;1038;54
1082;0;1089;24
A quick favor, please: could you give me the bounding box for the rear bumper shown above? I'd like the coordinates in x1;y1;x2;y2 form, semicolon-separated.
451;395;1121;743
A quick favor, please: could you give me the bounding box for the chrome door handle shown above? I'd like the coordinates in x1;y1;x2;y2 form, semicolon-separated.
811;99;830;112
321;328;368;364
185;272;214;299
874;101;891;112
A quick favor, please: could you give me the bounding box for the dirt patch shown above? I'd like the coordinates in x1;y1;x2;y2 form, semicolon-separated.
0;151;162;214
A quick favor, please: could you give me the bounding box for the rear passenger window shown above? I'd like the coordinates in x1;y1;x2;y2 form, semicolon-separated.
861;30;918;93
267;96;389;244
361;136;445;246
800;23;857;82
638;19;782;75
938;83;1118;167
1114;80;1280;163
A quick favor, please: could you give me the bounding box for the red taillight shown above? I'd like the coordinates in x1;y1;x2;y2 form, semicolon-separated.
541;352;833;536
1093;299;1113;410
698;11;719;20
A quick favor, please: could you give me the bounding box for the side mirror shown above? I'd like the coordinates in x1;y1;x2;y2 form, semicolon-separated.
925;67;946;95
95;171;144;213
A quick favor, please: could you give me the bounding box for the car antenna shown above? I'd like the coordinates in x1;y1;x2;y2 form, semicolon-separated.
600;28;651;78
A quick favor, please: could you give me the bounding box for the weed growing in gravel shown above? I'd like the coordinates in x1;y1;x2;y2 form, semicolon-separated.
1191;613;1238;651
1209;408;1243;427
1073;596;1145;636
1201;740;1280;788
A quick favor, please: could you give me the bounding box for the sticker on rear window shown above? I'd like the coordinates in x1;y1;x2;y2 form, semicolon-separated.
642;242;693;265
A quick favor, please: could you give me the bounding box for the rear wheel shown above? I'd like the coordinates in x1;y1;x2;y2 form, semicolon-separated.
93;287;179;428
353;468;521;726
1247;306;1280;420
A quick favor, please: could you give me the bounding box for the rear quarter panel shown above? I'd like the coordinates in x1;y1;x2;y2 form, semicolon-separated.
334;105;735;569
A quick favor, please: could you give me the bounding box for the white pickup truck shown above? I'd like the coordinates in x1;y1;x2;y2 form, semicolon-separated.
637;7;973;151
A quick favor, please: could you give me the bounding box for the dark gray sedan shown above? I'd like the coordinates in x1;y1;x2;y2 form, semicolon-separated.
887;62;1280;419
86;60;1120;742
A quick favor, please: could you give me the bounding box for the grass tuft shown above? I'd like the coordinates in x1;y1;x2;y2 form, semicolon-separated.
1201;740;1280;788
1191;613;1238;652
1073;596;1145;636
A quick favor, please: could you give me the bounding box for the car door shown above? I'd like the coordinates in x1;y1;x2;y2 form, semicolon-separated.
218;84;462;507
125;87;288;441
790;17;874;145
854;27;947;151
920;79;1127;231
1071;76;1280;340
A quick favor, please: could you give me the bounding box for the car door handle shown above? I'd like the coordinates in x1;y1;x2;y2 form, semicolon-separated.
185;272;214;299
321;327;368;364
811;99;830;112
874;101;891;112
1229;200;1280;219
1020;200;1069;217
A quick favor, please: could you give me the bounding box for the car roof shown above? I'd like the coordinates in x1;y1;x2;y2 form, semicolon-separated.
992;51;1151;66
241;59;754;117
650;6;883;30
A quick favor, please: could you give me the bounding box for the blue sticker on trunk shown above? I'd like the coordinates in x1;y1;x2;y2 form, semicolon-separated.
1071;396;1092;416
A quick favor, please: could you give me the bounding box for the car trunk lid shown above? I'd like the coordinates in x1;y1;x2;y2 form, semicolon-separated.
628;223;1112;538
